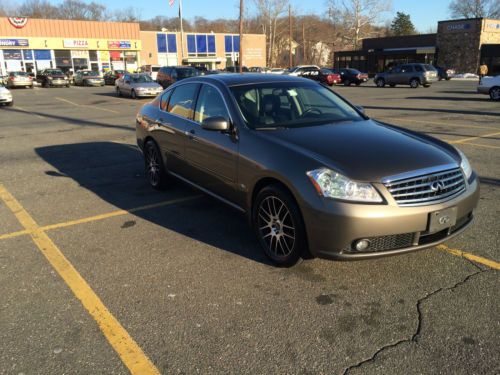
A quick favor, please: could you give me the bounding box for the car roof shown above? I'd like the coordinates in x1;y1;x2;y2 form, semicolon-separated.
181;73;307;87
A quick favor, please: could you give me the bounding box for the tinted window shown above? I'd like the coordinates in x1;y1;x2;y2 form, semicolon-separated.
401;65;414;72
347;69;360;74
231;82;363;129
194;85;229;123
177;68;200;79
167;84;198;119
414;65;424;72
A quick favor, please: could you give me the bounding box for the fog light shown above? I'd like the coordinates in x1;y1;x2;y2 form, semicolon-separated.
354;239;370;251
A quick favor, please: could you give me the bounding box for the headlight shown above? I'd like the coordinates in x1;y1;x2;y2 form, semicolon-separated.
307;168;383;203
48;77;53;80
455;148;472;179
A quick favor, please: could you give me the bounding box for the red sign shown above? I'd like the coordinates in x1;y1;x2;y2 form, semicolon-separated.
8;17;29;29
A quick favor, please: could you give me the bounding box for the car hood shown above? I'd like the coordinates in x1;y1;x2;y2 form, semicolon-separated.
0;86;10;93
256;119;459;182
131;82;162;89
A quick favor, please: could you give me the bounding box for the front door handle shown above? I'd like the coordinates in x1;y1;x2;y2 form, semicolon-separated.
186;129;196;140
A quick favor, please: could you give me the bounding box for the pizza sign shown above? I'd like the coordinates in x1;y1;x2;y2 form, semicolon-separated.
8;17;29;29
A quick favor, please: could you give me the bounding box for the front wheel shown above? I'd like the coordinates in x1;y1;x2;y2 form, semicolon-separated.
375;78;385;87
410;79;420;88
253;185;307;267
144;141;168;190
490;87;500;101
6;101;13;107
344;79;351;86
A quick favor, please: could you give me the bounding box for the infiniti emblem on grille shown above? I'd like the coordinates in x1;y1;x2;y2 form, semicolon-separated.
439;216;450;225
430;181;445;192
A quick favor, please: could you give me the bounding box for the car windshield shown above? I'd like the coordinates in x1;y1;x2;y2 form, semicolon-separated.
131;75;153;83
45;69;64;75
347;69;361;74
81;71;98;76
230;82;364;129
177;68;200;78
320;68;333;74
423;64;437;71
115;70;125;74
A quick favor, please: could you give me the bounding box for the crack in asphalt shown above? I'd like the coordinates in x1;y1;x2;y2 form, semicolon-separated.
342;269;490;375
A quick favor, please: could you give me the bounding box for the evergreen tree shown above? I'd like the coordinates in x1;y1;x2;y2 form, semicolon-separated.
390;12;416;36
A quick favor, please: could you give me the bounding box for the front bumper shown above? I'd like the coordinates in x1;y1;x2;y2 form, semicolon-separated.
303;178;479;260
477;86;489;95
85;80;105;86
0;96;12;103
48;79;69;86
9;81;32;87
136;91;162;97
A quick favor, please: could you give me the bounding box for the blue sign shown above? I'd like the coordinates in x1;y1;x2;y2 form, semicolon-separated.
23;50;33;60
34;50;51;60
0;38;29;47
119;41;131;48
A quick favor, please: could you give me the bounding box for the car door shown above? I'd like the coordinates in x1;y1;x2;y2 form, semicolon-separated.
155;83;200;174
400;65;414;84
121;74;132;95
387;66;401;84
183;83;239;203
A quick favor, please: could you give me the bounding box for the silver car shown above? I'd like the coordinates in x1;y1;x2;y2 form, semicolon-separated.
115;73;163;99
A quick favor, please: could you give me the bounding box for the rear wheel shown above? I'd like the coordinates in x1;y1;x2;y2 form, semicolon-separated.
253;185;307;267
144;141;168;190
344;79;351;86
489;86;500;101
376;78;385;87
410;79;419;88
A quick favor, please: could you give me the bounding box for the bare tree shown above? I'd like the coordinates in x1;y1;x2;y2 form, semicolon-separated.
449;0;500;19
17;0;60;18
58;0;107;21
253;0;289;67
328;0;392;50
113;7;141;22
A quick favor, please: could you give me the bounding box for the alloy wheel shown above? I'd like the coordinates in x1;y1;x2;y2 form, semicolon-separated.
490;87;500;101
257;196;296;257
146;145;161;187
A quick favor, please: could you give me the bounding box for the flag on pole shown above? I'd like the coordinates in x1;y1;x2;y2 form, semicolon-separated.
169;0;174;6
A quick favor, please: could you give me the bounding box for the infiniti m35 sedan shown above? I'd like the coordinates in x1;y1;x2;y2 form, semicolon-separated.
136;74;479;266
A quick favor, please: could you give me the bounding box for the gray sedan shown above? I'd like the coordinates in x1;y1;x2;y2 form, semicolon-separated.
115;73;163;99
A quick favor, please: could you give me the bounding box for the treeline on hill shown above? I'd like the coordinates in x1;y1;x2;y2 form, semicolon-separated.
2;0;397;67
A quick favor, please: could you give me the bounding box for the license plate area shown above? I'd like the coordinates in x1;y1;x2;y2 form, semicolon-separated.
428;207;457;234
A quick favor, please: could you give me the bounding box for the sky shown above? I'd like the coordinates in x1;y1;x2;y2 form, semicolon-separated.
102;0;451;33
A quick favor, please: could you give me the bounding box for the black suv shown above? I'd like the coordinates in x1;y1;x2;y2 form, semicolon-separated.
156;66;200;89
374;63;438;88
37;69;70;88
333;68;369;86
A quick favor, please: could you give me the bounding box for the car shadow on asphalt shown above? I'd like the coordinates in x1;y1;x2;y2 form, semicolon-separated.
35;142;272;265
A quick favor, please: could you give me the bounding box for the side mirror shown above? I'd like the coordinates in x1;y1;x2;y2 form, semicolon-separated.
201;116;230;131
355;105;365;114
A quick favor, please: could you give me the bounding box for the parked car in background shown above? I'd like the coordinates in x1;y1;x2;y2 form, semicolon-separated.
319;68;341;85
74;70;105;86
205;70;220;75
477;75;500;101
6;71;33;89
115;73;163;99
156;66;200;88
104;70;125;85
270;68;286;74
435;66;454;81
286;65;320;76
374;63;438;88
136;74;478;266
225;66;249;73
1;74;8;85
296;66;340;86
36;69;70;88
333;68;369;86
139;65;161;80
249;67;271;73
0;81;13;106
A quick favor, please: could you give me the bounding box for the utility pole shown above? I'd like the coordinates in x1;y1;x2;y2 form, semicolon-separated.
302;22;306;64
179;0;184;63
288;4;292;68
239;0;244;73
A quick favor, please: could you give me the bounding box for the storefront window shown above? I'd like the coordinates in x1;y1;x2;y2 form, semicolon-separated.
89;50;98;61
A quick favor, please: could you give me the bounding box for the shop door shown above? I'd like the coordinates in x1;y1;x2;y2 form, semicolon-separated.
91;62;99;72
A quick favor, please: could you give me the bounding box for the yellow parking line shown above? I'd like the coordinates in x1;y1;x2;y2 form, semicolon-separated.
460;142;500;149
437;244;500;270
0;184;160;375
55;97;120;114
450;131;500;144
0;195;201;241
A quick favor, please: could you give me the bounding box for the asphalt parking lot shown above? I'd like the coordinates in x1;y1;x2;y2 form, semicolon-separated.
0;79;498;375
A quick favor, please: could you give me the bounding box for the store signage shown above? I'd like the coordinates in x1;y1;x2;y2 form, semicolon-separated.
63;39;89;48
446;23;472;32
2;50;23;60
8;17;29;29
0;39;29;47
108;41;131;49
485;22;500;32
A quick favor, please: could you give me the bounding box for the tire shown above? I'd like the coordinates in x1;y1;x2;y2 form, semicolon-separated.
410;79;419;88
423;84;431;88
131;89;137;99
116;87;122;97
253;184;307;267
389;84;396;87
376;78;385;88
6;101;13;107
490;86;500;101
344;79;351;86
144;140;168;190
355;82;361;86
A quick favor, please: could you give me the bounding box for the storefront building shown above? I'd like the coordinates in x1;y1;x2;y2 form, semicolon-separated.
139;31;266;70
0;17;141;75
334;17;500;75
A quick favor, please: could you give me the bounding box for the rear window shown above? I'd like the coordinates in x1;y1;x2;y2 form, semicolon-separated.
177;68;200;78
11;72;28;76
347;69;360;74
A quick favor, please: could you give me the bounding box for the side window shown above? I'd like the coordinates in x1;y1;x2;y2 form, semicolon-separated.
392;66;402;74
401;65;413;73
167;84;199;119
159;90;172;111
414;65;424;72
194;85;230;123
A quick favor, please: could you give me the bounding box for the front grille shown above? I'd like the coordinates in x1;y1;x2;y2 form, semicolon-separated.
384;168;465;206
